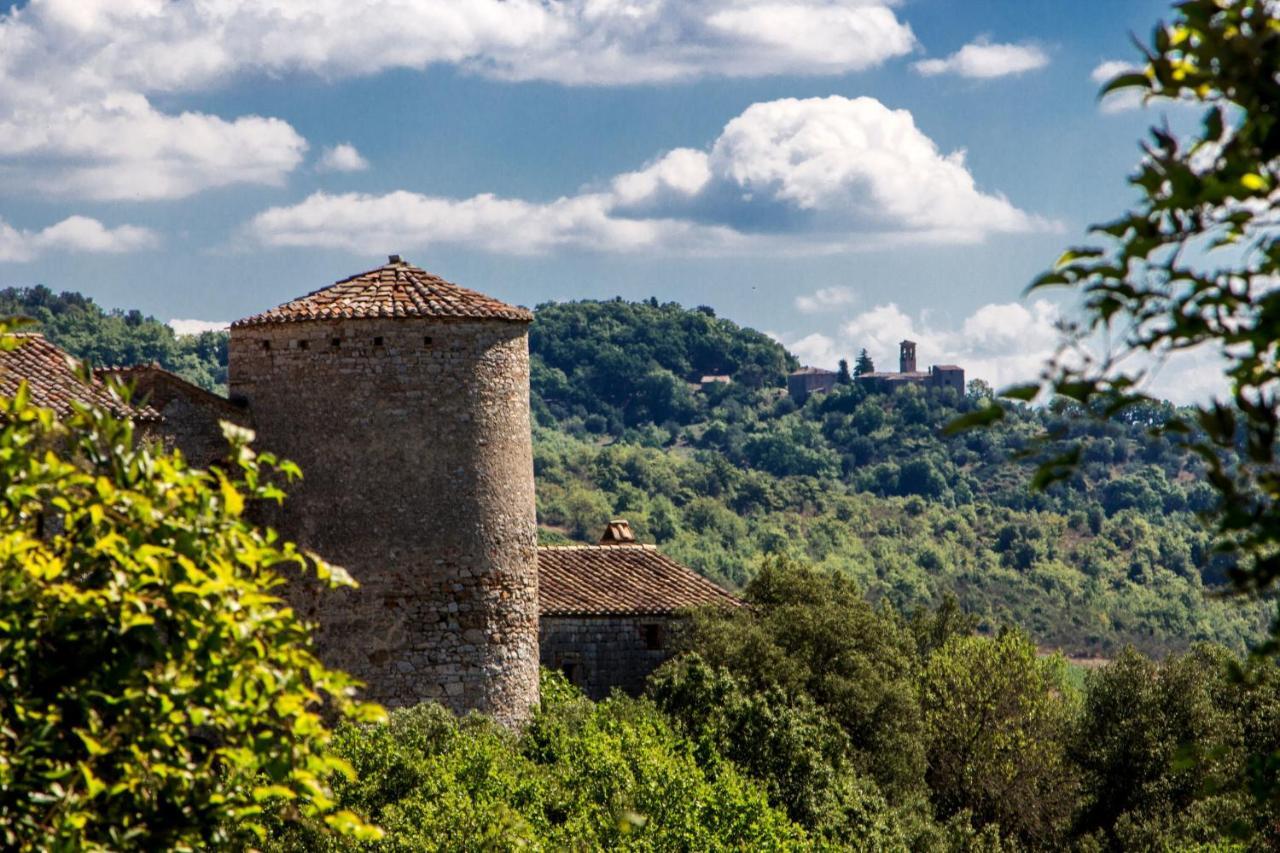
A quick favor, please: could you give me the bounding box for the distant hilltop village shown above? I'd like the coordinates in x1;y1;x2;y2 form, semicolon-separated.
788;339;964;403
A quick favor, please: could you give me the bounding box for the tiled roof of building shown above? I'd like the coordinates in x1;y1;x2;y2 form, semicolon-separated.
0;335;161;421
537;543;742;617
790;366;836;376
232;255;532;327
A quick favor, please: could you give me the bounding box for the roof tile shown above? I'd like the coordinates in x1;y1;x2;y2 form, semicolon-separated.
232;257;532;327
537;544;741;617
0;335;161;421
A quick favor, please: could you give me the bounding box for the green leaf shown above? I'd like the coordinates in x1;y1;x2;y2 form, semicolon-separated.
943;406;1005;435
999;383;1041;402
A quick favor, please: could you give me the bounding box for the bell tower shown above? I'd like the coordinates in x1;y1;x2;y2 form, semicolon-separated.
899;339;917;373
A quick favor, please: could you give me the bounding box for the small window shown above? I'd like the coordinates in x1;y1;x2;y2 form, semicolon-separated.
561;661;582;685
424;336;433;347
641;623;665;651
331;338;341;348
297;339;309;350
373;336;384;347
261;340;271;351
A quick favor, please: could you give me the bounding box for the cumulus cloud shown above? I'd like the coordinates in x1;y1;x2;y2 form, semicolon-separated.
914;38;1048;79
795;286;857;313
248;96;1055;255
168;318;230;336
0;0;915;199
317;144;369;173
0;215;157;263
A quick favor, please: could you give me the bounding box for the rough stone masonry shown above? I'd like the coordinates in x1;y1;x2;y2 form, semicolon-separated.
228;258;540;727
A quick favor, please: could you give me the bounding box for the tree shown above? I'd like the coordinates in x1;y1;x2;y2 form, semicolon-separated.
647;655;905;846
836;358;852;385
0;344;383;848
1071;646;1255;848
920;631;1079;847
1019;0;1280;606
854;348;875;377
673;558;926;800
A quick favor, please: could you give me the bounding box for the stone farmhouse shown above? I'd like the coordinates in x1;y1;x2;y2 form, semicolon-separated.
788;340;964;402
0;258;739;725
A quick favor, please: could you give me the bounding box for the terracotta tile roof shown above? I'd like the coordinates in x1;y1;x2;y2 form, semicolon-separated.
0;335;161;421
537;544;742;617
232;256;532;327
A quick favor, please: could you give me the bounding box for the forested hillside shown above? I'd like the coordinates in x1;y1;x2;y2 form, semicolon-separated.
0;286;228;392
2;285;1265;656
531;299;1266;657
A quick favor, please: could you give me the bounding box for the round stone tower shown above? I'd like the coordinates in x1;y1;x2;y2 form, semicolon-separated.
228;256;539;725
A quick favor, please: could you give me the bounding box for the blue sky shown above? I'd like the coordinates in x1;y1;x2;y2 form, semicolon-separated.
0;0;1206;395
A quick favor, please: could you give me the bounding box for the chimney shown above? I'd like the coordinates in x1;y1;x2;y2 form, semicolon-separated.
598;519;637;545
388;254;402;264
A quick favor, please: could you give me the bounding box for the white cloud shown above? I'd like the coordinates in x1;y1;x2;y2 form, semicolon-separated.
1091;60;1145;113
248;189;743;255
317;143;369;173
0;1;915;199
0;215;157;262
795;286;857;313
914;38;1048;79
168;318;230;336
248;96;1055;255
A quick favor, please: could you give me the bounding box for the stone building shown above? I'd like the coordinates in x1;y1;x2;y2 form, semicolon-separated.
97;364;249;468
787;366;838;403
227;257;540;726
856;340;965;394
0;259;741;725
537;520;741;699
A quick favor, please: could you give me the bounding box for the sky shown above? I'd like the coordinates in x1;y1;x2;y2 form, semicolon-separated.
0;0;1219;399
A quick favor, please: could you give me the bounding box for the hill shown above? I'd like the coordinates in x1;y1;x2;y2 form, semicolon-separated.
0;285;1264;656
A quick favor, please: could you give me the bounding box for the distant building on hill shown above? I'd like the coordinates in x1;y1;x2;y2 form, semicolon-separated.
856;340;964;394
789;340;964;401
787;366;838;402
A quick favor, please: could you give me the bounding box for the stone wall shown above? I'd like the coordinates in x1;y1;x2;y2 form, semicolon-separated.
229;316;540;726
122;369;251;469
539;615;676;700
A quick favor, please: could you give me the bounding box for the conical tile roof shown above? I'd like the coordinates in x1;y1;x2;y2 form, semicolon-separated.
232;256;532;327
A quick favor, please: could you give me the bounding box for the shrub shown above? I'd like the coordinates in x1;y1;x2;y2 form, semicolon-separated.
0;357;382;849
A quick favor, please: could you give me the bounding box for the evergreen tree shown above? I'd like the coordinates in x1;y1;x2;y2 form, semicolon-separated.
854;348;875;376
836;359;852;385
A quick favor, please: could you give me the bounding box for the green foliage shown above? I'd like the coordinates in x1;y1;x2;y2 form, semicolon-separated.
1025;0;1280;601
530;297;794;432
0;285;227;392
272;673;808;851
921;632;1079;848
648;655;906;847
1073;645;1280;849
672;559;926;801
0;347;382;848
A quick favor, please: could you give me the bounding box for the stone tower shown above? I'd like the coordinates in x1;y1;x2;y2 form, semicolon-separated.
228;256;539;725
899;339;917;374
